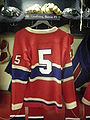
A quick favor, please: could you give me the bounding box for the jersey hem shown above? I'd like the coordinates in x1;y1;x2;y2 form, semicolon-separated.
65;101;77;109
12;103;23;110
82;97;90;106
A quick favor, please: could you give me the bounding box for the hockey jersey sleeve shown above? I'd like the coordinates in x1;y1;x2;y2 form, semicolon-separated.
11;31;31;110
62;35;77;109
82;82;90;106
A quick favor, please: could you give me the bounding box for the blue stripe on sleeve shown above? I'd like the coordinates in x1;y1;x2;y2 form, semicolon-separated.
62;66;73;79
12;68;29;81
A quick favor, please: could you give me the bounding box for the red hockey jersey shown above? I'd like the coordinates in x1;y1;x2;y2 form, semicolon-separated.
82;82;90;106
12;26;77;112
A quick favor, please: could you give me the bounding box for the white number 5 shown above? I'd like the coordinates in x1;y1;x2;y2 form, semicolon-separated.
14;55;21;64
38;49;52;74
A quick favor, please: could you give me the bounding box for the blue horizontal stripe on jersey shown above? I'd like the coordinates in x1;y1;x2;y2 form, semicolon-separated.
30;66;62;80
30;66;73;80
12;68;29;81
24;99;62;109
62;66;73;79
12;66;73;82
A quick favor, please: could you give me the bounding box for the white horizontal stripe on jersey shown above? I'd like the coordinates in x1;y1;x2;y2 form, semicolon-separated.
10;115;25;117
12;103;23;110
10;115;44;119
31;63;40;69
28;116;44;119
12;79;27;84
82;97;90;106
29;77;61;84
65;118;80;120
24;97;62;108
12;64;30;72
31;62;72;70
86;116;90;118
65;101;77;109
63;76;74;82
64;62;72;68
31;63;62;69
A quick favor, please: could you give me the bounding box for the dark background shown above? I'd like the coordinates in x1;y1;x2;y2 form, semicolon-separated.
7;0;80;11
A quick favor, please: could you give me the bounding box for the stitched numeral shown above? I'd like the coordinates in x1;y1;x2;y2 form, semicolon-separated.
38;49;52;74
14;55;21;64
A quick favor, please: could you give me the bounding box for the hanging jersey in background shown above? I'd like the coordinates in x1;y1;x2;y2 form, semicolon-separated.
12;26;77;113
72;32;90;89
82;82;90;106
